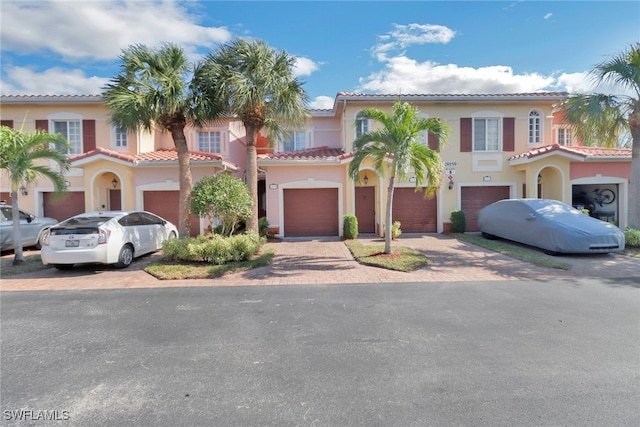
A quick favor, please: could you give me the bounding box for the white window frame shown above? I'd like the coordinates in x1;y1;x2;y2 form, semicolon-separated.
472;117;501;152
111;125;128;149
528;109;542;145
355;113;369;139
197;130;222;153
48;112;83;156
281;130;307;152
557;127;573;146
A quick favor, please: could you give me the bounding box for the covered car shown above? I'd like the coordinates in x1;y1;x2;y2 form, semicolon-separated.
41;211;178;270
0;203;57;251
478;198;625;254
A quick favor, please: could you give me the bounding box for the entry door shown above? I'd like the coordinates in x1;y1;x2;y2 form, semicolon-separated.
110;190;121;210
355;187;375;233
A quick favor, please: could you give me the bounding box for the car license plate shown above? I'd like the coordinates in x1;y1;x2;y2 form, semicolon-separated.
65;239;79;247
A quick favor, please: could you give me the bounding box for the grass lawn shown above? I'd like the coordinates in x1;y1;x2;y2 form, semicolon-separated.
0;253;50;276
343;239;430;272
453;233;572;270
144;248;276;280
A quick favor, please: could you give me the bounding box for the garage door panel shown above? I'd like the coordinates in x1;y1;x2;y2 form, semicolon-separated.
392;188;437;233
43;192;85;221
143;191;200;236
284;189;338;237
461;186;510;231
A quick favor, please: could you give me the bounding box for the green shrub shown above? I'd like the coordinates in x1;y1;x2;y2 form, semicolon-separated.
258;217;269;237
161;232;262;264
343;214;358;239
392;221;402;239
450;209;466;233
624;228;640;248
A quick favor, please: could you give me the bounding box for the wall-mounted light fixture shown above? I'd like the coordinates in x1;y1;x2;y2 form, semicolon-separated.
19;185;28;196
537;174;542;183
409;176;416;183
448;180;454;190
363;173;369;185
112;177;118;188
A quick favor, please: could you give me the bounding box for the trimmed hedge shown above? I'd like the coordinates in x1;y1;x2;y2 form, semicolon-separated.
343;214;358;239
162;232;262;264
624;228;640;247
450;209;466;233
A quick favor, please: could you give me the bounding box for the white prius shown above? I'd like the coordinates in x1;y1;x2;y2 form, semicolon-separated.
41;211;178;270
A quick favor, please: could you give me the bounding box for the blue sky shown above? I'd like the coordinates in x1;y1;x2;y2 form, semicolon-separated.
1;0;638;109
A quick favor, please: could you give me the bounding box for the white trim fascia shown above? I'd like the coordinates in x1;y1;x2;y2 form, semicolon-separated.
508;151;586;166
71;155;133;168
258;159;342;166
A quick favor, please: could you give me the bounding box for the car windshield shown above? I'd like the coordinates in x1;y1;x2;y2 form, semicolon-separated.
58;216;114;228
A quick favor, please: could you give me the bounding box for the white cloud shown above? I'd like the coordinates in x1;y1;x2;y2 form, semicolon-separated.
0;0;231;61
293;57;320;77
309;96;335;110
1;65;108;95
358;56;557;94
544;13;553;20
372;23;456;61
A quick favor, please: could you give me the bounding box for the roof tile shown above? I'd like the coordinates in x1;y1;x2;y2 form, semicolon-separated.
259;146;349;161
509;144;631;161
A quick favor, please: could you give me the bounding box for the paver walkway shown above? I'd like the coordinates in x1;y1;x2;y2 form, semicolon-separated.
1;234;638;291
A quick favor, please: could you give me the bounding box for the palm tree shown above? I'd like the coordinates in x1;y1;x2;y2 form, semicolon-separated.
561;43;640;229
202;38;309;234
348;101;449;254
0;125;69;265
102;43;225;238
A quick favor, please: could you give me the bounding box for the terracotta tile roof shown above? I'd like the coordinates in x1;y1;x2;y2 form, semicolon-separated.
70;147;238;169
336;92;569;100
509;144;631;161
259;146;350;161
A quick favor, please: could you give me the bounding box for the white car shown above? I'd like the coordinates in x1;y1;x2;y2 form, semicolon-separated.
41;211;178;270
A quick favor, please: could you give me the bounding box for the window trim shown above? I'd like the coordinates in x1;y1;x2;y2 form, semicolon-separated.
281;129;308;152
48;112;83;156
354;111;370;139
197;130;222;154
528;109;543;145
111;125;128;149
557;127;574;146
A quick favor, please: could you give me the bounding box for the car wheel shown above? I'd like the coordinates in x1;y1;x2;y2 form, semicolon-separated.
34;230;48;250
168;231;177;240
481;232;497;240
115;244;134;269
53;264;74;270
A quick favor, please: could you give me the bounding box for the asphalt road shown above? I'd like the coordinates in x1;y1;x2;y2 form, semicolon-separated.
2;278;639;426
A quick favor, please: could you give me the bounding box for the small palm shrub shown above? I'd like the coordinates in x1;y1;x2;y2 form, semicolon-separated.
450;210;466;233
162;232;262;264
392;221;402;239
258;217;269;237
343;214;358;239
624;228;640;248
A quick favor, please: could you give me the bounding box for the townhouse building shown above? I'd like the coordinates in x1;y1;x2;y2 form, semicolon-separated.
1;92;632;238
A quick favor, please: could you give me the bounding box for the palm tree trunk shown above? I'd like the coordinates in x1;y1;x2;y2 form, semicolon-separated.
245;124;259;235
628;111;640;229
11;191;26;265
384;176;396;254
170;127;193;238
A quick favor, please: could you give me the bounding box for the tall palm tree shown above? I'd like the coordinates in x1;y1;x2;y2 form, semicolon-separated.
561;43;640;229
0;125;69;265
102;43;225;238
348;101;449;254
202;38;309;234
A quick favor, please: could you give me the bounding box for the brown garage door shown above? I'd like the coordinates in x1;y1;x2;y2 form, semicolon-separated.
143;191;200;236
284;188;339;237
392;188;437;232
461;186;510;231
43;191;85;221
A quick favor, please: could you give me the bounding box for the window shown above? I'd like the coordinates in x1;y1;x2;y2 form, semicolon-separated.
53;120;82;155
473;118;500;151
558;128;573;146
355;117;369;139
528;110;542;144
282;131;306;151
114;126;127;148
198;131;221;153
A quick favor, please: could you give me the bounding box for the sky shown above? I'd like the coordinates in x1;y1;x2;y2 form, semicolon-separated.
0;0;638;109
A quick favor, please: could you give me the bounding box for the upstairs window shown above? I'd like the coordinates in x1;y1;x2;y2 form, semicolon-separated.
473;118;500;151
355;117;369;139
282;131;307;151
198;131;221;153
558;128;573;146
528;110;542;144
113;125;127;148
53;120;82;155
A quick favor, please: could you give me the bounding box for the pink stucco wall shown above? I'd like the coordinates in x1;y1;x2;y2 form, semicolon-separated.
570;162;630;180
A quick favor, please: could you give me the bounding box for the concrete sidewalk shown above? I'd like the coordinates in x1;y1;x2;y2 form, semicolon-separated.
1;234;638;291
